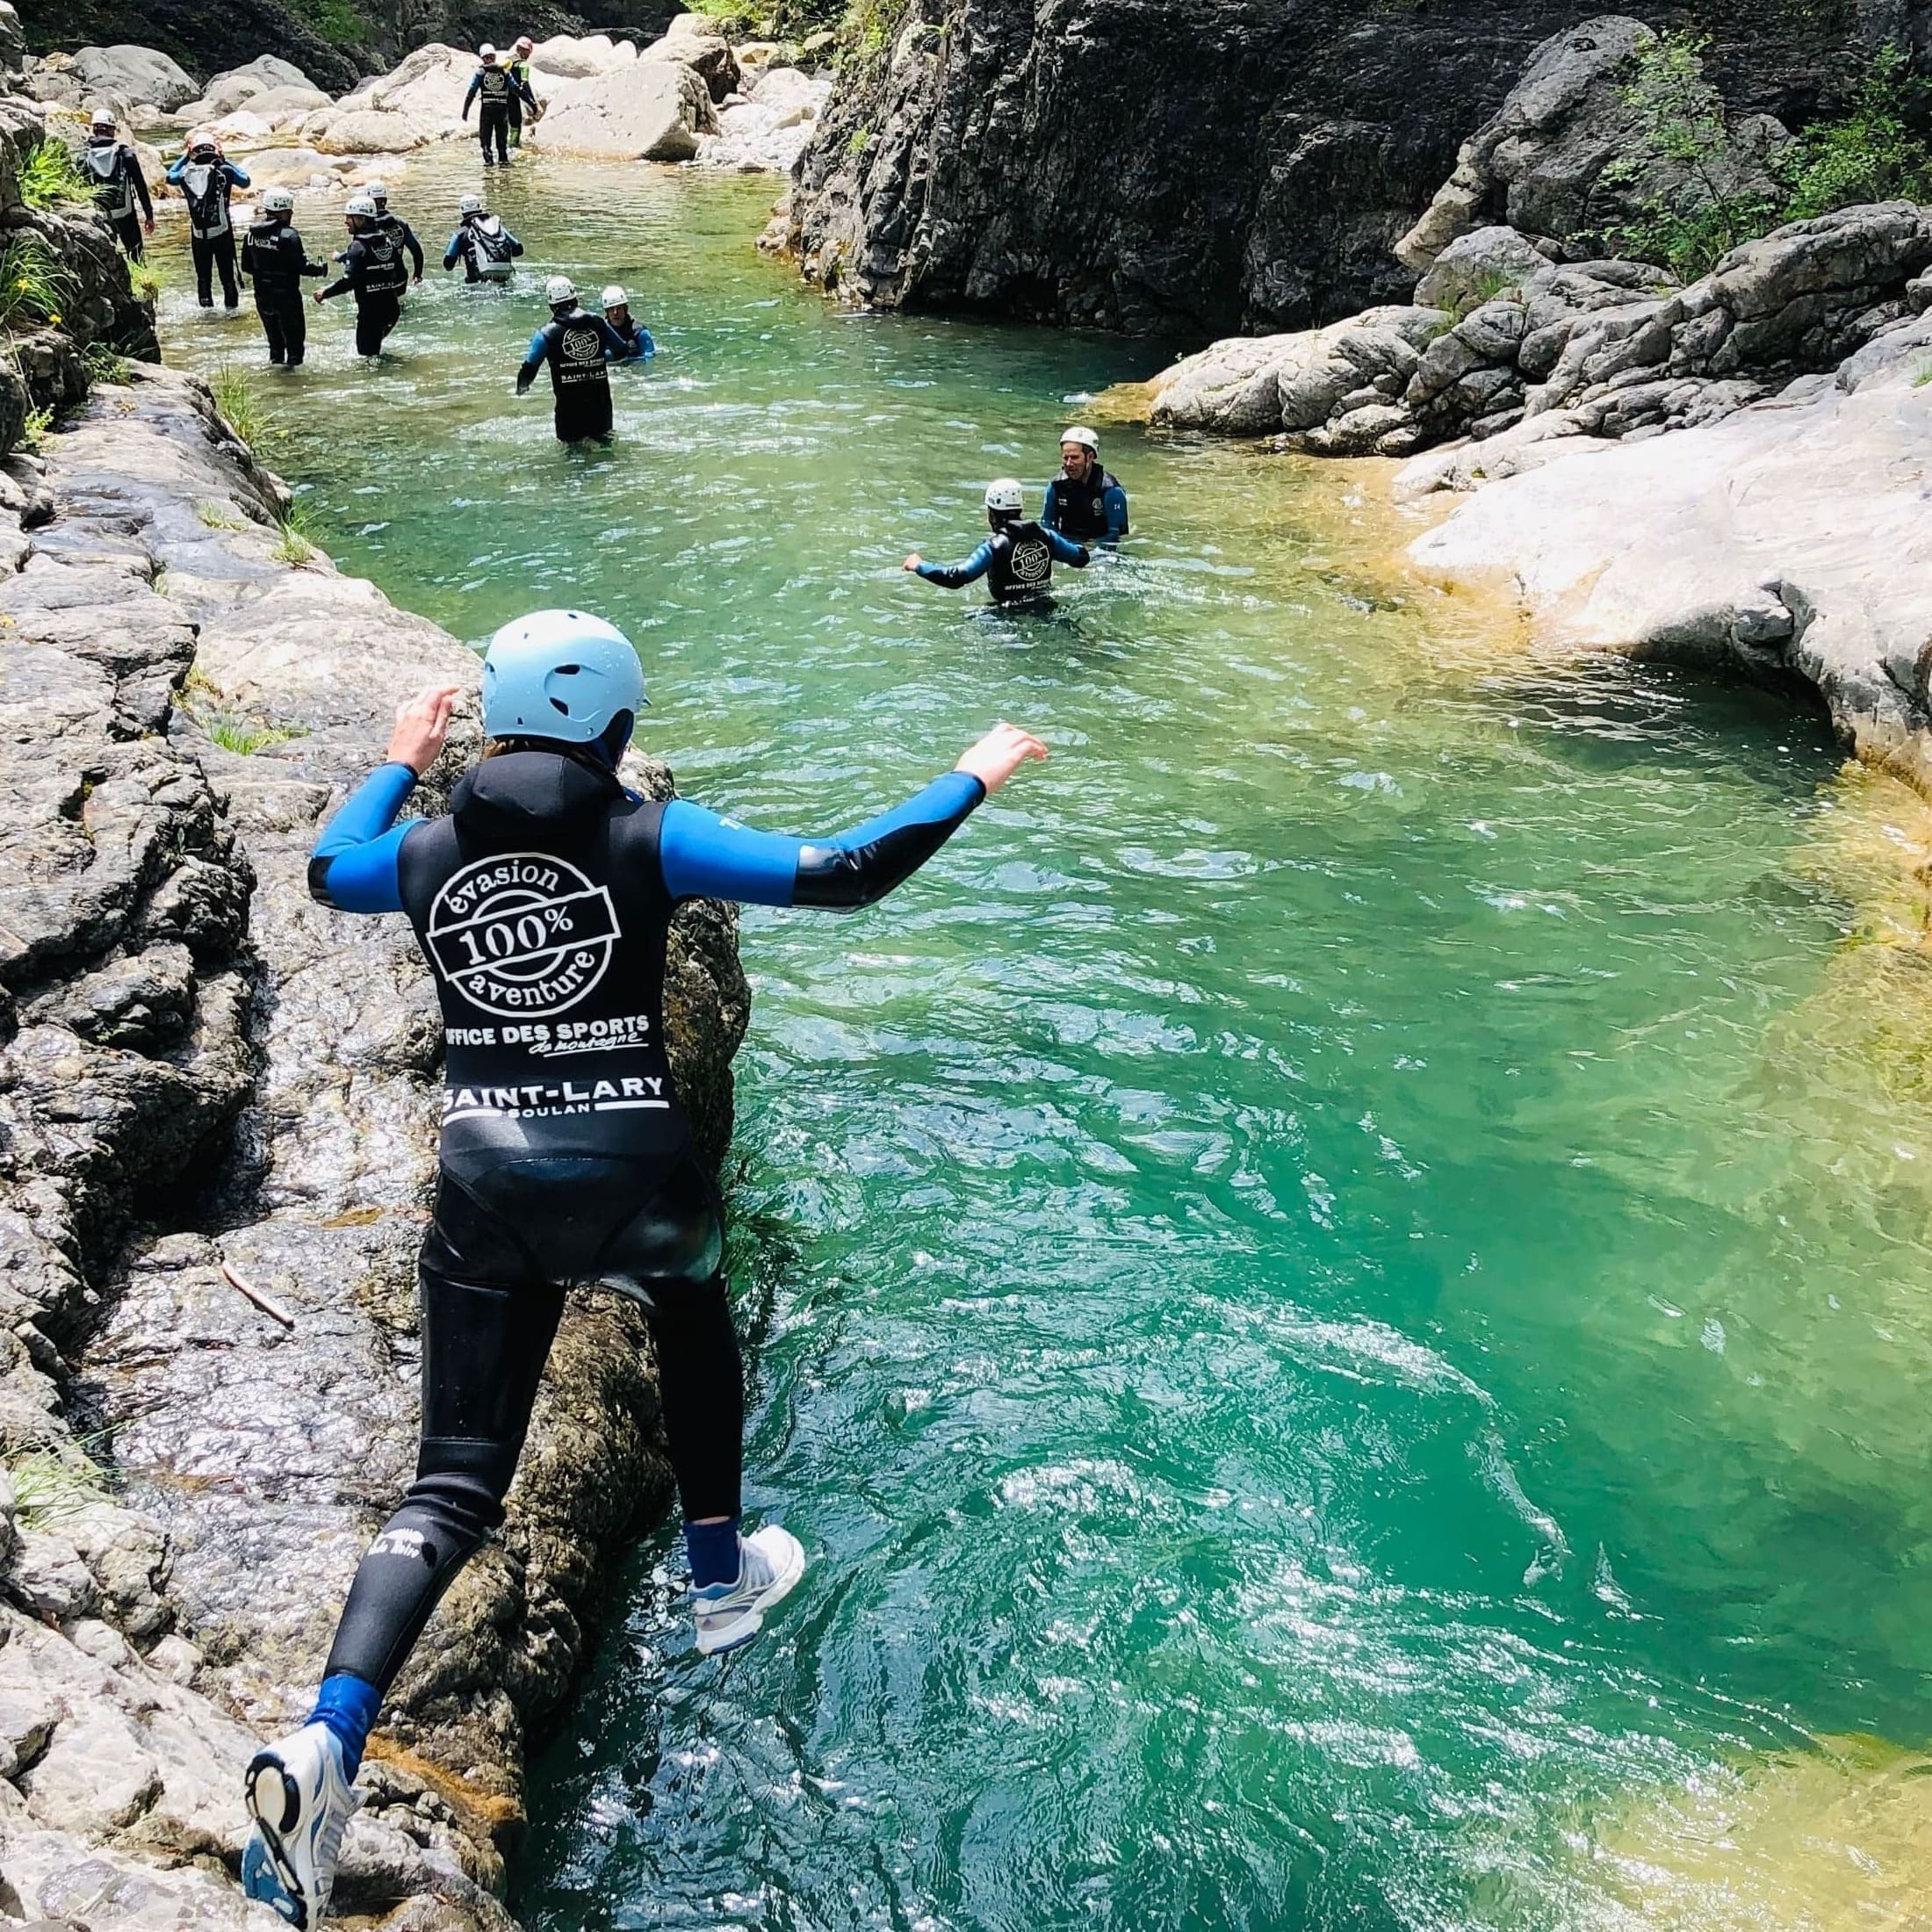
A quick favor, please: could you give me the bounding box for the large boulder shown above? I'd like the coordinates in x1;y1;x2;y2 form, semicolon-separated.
296;105;436;155
199;55;323;118
353;42;472;126
696;65;830;173
1415;226;1554;313
537;59;716;161
644;13;740;103
530;33;637;80
67;45;196;112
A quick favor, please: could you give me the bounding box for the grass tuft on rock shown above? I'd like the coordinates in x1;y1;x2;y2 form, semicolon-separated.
0;233;78;331
271;498;319;566
8;1445;111;1529
18;139;94;212
82;341;133;386
207;363;273;451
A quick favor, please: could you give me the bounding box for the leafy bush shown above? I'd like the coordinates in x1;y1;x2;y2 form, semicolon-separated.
838;0;907;70
1784;43;1932;217
18;138;93;212
128;262;161;305
83;341;133;386
289;0;368;48
0;234;78;330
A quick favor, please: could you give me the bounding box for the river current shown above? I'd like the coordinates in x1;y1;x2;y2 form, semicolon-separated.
156;151;1932;1929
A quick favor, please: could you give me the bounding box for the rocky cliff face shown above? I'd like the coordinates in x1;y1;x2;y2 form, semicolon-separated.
0;367;748;1931
787;0;1921;337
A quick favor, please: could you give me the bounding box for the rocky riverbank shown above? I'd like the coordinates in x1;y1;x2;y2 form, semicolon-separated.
0;364;748;1932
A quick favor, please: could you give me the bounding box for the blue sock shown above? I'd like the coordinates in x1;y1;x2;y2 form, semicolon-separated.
684;1515;742;1589
306;1672;382;1779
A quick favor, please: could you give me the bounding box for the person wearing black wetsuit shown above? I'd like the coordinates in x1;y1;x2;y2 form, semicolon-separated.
599;284;655;357
237;608;1049;1932
240;188;325;366
365;180;425;286
81;107;154;261
517;276;636;443
905;477;1091;607
1041;425;1129;543
314;193;409;357
507;37;537;148
463;46;536;168
444;193;523;283
168;133;250;309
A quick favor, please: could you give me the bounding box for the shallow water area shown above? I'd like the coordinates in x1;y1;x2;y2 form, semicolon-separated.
153;149;1932;1928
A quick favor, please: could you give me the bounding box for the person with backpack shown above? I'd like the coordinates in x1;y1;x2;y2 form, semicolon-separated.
168;131;250;310
443;193;523;284
240;186;326;366
79;106;154;262
515;275;637;444
313;192;410;357
904;479;1092;608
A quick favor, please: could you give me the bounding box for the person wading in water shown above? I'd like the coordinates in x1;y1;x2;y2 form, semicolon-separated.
239;609;1049;1928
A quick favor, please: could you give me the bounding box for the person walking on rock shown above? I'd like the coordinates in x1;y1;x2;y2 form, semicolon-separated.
443;192;523;283
462;44;535;168
905;478;1092;607
238;613;1049;1930
364;179;425;286
507;35;540;149
516;274;636;444
240;187;325;367
80;105;153;262
600;284;654;357
1042;425;1130;544
314;192;409;358
168;131;249;310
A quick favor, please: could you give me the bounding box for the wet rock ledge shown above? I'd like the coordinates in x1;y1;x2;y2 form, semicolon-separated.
0;365;750;1932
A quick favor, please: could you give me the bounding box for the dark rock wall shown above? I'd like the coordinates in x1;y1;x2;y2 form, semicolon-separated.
789;0;1932;337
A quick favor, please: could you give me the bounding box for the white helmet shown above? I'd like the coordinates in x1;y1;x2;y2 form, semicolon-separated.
89;104;116;130
187;126;215;152
984;478;1026;516
344;191;377;218
544;274;577;306
458;191;485;216
479;41;498;59
515;35;534;54
600;284;627;308
1059;425;1099;453
365;177;388;200
482;609;647;745
260;187;294;213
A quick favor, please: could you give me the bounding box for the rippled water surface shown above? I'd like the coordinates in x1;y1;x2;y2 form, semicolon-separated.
157;152;1932;1928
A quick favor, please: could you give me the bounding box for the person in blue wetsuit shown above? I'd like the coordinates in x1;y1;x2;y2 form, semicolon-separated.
904;477;1091;607
168;131;250;309
443;192;523;283
238;607;1049;1932
1042;425;1129;543
517;275;637;444
600;284;654;357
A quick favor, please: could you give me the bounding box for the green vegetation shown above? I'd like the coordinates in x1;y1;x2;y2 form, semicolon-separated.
204;710;306;753
17;403;54;452
18;138;94;212
196;499;245;529
128;262;161;305
1598;34;1932;278
83;341;133;386
837;0;907;69
289;0;369;47
0;233;78;331
271;497;319;566
207;362;273;451
8;1444;111;1530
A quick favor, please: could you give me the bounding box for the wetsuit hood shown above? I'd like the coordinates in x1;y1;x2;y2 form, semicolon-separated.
450;749;621;847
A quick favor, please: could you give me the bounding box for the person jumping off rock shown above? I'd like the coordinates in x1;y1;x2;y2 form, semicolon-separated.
168;130;249;310
238;612;1048;1930
80;105;153;262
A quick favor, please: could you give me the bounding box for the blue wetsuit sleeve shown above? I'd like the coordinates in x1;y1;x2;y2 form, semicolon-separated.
1044;526;1090;566
1104;484;1129;539
917;539;996;588
165;155;186;183
516;325;549;391
463;71;481;114
306;762;419;912
443;231;462;269
1041;481;1061;530
660;769;987;910
636;325;655;356
225;161;251;187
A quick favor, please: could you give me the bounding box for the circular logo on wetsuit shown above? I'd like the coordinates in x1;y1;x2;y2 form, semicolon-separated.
1010;537;1051;584
425;852;622;1017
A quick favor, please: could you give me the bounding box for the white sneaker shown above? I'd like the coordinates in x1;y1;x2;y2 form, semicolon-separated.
692;1524;806;1656
241;1722;358;1929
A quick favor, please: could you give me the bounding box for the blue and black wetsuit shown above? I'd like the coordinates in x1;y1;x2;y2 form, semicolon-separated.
1042;467;1129;543
443;215;523;283
306;745;984;1690
606;313;655;357
168;154;250;307
516;306;635;443
918;519;1090;606
464;63;536;165
318;227;409;357
83;138;152;260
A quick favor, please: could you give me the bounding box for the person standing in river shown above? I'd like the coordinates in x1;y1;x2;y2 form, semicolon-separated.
905;478;1092;607
79;106;154;262
364;180;425;286
1042;425;1130;543
314;193;409;357
235;611;1049;1930
443;192;523;283
507;35;540;149
168;131;249;310
516;275;637;443
462;44;536;168
240;187;325;367
599;284;654;357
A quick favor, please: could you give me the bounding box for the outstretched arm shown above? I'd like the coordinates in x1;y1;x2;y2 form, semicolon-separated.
307;686;461;912
1043;527;1091;568
904;539;995;589
660;723;1048;909
515;326;549;393
462;72;480;117
400;221;425;278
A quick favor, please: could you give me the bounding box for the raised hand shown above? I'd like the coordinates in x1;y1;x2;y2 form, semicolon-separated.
386;683;464;774
955;722;1049;795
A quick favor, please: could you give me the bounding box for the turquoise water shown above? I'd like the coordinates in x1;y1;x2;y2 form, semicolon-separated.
156;153;1932;1928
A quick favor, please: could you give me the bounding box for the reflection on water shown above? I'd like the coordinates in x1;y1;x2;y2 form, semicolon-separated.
155;150;1932;1929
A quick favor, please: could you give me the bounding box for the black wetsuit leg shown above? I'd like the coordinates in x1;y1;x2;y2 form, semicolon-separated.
257;292;288;363
112;213;144;262
479;103;509;165
555;381;613;445
321;1155;739;1691
191;233;240;307
191;233;216;306
354;291;400;357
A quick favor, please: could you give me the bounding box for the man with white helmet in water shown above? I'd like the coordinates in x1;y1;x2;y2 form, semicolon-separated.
443;191;523;284
599;284;654;358
238;611;1048;1929
515;275;638;443
167;128;250;310
240;186;325;366
78;105;153;261
313;192;409;357
462;42;536;168
364;179;424;285
1042;424;1129;544
904;478;1092;607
